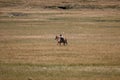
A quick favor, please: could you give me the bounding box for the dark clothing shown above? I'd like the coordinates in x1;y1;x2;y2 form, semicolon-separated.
60;37;64;42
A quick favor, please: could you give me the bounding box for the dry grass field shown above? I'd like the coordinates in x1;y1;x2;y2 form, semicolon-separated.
0;0;120;80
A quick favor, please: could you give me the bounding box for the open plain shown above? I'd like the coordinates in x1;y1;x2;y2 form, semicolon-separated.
0;0;120;80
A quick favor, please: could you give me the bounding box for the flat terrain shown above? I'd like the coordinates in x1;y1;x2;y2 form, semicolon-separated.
0;0;120;80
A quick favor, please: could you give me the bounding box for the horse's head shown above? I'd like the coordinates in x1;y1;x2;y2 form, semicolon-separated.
55;36;59;40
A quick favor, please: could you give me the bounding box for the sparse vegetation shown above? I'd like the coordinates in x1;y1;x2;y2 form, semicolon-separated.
0;0;120;80
0;0;120;10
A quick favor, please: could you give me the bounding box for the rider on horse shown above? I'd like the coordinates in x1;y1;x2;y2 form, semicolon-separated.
55;34;68;46
59;34;64;42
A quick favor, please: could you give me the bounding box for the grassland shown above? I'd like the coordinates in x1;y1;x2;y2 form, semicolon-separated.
0;0;120;80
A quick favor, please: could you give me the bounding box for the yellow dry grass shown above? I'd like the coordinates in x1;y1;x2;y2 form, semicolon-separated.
0;0;120;80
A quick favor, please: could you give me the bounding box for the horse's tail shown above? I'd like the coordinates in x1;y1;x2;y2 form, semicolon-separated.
65;39;68;45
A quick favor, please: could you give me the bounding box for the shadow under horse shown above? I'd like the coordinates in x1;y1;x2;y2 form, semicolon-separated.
55;36;68;46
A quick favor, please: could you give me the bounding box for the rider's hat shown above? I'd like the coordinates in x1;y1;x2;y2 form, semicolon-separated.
60;34;62;36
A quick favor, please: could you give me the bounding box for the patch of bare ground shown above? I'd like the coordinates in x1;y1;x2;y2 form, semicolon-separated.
0;1;120;80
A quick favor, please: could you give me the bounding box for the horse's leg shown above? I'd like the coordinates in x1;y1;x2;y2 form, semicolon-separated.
60;42;61;46
57;42;60;45
57;42;59;45
63;42;65;46
65;40;68;45
57;41;60;46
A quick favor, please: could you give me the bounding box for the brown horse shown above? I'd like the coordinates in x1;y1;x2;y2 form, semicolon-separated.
55;36;68;46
